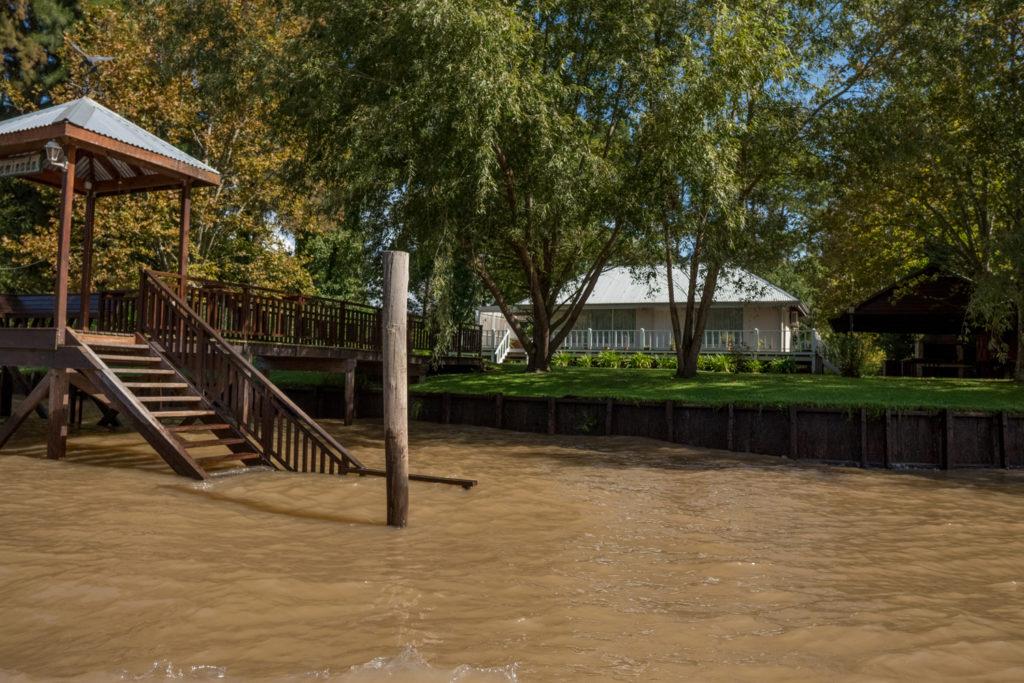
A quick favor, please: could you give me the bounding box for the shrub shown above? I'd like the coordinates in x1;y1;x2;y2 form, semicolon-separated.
593;350;622;368
765;357;797;374
628;352;654;369
552;351;573;368
574;353;593;367
703;354;732;373
734;356;762;374
656;354;677;370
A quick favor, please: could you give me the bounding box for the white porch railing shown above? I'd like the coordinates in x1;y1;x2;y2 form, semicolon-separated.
559;328;817;354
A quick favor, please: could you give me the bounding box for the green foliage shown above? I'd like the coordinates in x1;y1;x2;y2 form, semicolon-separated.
0;0;80;113
826;333;884;378
574;354;593;368
627;352;654;369
765;358;797;374
551;351;573;368
736;357;763;374
699;354;732;373
593;351;622;369
655;354;677;370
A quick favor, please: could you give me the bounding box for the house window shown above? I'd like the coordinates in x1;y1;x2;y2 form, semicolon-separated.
704;307;743;331
575;308;636;330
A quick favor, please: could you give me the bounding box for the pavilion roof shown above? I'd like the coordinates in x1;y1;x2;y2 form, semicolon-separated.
0;97;220;195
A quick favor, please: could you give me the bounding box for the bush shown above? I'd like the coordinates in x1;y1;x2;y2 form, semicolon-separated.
574;353;593;367
765;357;797;374
656;354;677;370
593;350;622;368
735;357;763;373
827;332;884;377
552;351;573;368
627;352;654;369
701;353;732;373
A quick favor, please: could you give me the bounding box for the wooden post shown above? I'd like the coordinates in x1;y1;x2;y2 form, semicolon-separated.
726;403;735;451
547;397;556;435
999;412;1009;469
941;409;953;470
79;191;96;330
605;398;614;435
344;359;356;426
49;145;76;460
442;392;451;424
382;250;409;528
0;367;12;418
859;408;868;468
177;181;192;300
789;406;799;459
884;409;895;469
494;393;503;429
665;400;674;442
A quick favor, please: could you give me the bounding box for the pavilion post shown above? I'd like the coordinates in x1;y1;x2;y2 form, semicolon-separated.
80;191;96;330
49;144;76;460
382;250;409;528
178;180;192;301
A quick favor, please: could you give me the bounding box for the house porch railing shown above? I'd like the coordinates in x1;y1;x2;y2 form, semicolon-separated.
481;328;819;355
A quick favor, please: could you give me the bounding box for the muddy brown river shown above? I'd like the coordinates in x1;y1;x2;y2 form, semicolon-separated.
2;416;1024;681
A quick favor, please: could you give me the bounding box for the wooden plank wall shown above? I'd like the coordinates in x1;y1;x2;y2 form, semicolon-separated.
335;390;1024;471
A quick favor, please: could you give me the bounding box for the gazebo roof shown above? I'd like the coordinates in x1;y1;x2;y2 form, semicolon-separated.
0;97;220;195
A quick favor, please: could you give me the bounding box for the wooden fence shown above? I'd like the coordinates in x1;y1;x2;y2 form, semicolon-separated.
283;389;1024;470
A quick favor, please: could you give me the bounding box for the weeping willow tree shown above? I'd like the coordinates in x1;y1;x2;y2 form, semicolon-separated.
281;0;690;370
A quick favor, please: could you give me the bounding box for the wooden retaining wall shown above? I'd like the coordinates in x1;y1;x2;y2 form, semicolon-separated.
283;388;1024;470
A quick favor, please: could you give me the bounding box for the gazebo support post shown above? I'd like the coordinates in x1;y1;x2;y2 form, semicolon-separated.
178;180;191;301
48;144;77;460
80;190;96;330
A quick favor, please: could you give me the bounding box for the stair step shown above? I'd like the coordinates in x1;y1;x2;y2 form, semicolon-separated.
137;395;202;403
123;382;189;389
168;423;233;433
180;438;247;449
195;452;261;465
98;354;161;363
151;410;217;419
87;342;151;352
112;368;176;376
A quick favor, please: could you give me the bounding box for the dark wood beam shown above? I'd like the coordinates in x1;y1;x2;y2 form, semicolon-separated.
80;191;96;330
178;181;192;301
0;370;51;451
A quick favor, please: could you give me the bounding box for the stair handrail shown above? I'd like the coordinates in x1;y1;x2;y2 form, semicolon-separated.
493;329;512;364
139;269;366;473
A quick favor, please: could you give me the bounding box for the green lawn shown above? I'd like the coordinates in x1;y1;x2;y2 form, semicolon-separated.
412;365;1024;413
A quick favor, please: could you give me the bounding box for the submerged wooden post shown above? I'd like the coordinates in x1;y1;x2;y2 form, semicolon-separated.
382;250;409;528
0;367;12;418
49;145;76;460
344;359;356;426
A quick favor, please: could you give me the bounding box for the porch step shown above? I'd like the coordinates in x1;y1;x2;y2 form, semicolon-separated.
97;354;162;364
168;423;233;433
137;395;202;403
111;368;176;376
86;342;151;352
194;452;260;465
178;437;247;449
122;382;189;389
151;409;218;419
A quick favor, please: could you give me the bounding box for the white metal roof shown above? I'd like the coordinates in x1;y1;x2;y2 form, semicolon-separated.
512;265;804;309
0;97;218;175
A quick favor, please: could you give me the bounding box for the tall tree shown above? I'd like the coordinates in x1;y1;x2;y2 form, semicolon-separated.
818;0;1024;379
0;0;80;114
283;0;682;371
640;0;845;377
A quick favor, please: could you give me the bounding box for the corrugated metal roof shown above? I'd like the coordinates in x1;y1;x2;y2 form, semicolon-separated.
0;97;219;175
518;265;803;307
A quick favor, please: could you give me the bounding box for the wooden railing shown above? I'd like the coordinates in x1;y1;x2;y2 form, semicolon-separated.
0;276;483;358
139;269;366;475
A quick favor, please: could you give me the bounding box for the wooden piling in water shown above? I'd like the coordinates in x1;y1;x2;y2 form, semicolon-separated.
382;251;409;528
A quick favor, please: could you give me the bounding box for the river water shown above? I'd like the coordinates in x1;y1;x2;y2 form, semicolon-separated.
2;418;1024;681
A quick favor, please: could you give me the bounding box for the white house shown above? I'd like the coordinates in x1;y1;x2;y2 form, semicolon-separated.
479;265;813;362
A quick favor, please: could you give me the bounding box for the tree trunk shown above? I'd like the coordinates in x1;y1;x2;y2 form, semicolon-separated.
528;317;552;372
678;264;720;379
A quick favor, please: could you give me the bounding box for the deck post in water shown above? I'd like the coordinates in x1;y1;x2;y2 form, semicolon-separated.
48;144;77;460
382;250;410;527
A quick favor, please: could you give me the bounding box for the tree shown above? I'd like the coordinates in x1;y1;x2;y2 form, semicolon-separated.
1;1;325;295
639;0;841;377
283;0;684;371
0;0;80;114
817;0;1024;379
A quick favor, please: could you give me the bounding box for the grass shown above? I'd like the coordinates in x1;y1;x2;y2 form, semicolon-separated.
266;370;348;389
412;365;1024;413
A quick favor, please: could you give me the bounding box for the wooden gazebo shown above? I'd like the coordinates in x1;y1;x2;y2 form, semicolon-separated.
0;97;219;460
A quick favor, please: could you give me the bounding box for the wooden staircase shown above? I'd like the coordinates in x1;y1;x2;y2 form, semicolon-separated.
70;332;269;478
